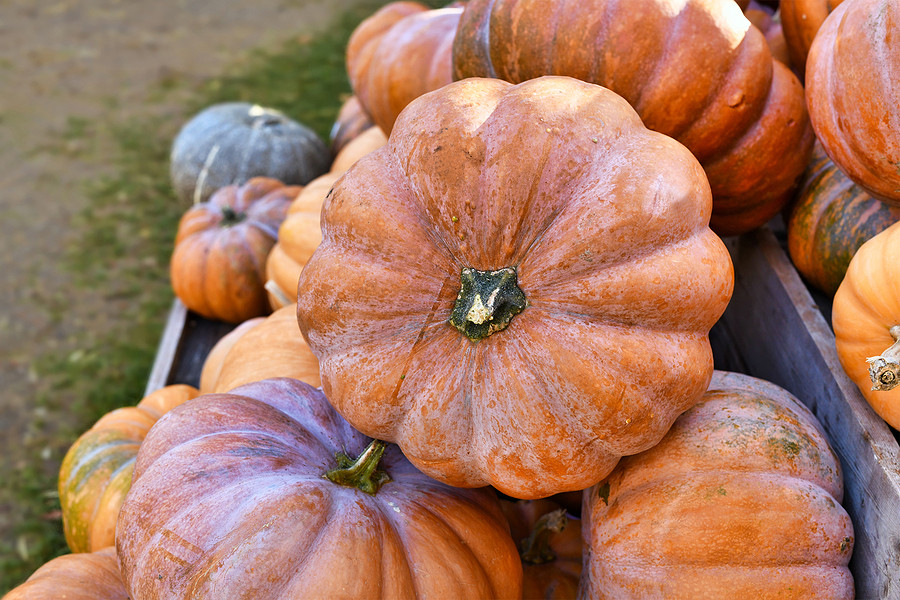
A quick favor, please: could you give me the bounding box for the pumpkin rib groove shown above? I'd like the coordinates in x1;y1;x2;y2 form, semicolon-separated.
631;4;685;124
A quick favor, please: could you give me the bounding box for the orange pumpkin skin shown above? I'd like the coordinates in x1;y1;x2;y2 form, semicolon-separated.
806;0;900;204
115;378;523;599
170;177;298;323
452;0;813;236
197;316;265;393
787;142;900;296
57;384;199;554
581;371;854;599
296;76;734;499
329;124;388;175
833;222;900;429
500;499;582;600
781;0;844;75
329;95;375;158
2;547;127;600
202;304;320;393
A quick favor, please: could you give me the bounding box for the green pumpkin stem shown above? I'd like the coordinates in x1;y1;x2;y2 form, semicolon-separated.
449;267;527;341
324;439;391;495
520;509;568;565
220;205;246;226
867;325;900;391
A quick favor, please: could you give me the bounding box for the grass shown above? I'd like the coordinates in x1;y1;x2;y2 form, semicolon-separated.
1;0;447;591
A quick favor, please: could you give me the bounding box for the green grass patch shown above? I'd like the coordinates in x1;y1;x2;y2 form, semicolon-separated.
1;0;448;591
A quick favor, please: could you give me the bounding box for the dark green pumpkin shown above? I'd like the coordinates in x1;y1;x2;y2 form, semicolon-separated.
787;142;900;296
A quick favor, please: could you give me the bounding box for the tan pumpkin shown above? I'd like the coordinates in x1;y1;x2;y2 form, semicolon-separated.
296;76;734;498
780;0;844;75
329;95;375;158
452;0;813;236
833;221;900;429
347;2;460;135
2;547;128;600
199;304;320;394
581;371;854;598
116;378;523;599
170;177;298;323
58;384;199;553
805;0;900;204
197;316;266;393
328;124;388;175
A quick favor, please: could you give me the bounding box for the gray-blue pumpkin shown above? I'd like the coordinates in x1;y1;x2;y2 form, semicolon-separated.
170;102;330;204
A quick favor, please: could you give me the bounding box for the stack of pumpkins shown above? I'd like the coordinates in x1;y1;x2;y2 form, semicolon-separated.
16;0;900;597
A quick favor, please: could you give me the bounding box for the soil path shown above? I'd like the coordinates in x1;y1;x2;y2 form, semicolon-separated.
0;0;367;566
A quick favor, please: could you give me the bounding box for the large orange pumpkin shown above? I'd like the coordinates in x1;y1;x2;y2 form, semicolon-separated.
2;547;127;600
581;371;854;598
115;378;523;599
452;0;813;236
170;177;298;323
833;221;900;430
296;76;734;499
805;0;900;204
58;384;199;553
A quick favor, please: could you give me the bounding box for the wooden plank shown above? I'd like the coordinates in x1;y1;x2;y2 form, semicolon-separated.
719;227;900;599
143;298;189;396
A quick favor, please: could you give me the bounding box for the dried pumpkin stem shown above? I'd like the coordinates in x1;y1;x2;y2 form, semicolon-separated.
520;508;568;565
220;206;246;226
867;326;900;391
449;267;526;341
324;439;391;495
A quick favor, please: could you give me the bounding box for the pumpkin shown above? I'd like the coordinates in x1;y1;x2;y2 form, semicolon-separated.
581;370;854;598
780;0;844;75
2;547;128;600
58;384;199;554
115;378;523;599
833;221;900;430
328;124;388;175
199;304;320;394
169;102;329;204
296;76;734;499
745;2;792;67
347;2;460;135
170;177;297;323
499;499;582;600
197;316;266;393
452;0;813;236
787;142;900;296
805;0;900;204
329;95;375;158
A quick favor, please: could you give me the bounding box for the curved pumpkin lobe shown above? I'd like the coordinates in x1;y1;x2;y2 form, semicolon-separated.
324;438;392;495
449;266;527;340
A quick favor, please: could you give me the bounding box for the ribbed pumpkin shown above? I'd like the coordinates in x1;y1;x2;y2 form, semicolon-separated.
806;0;900;204
499;499;582;600
581;371;854;598
329;95;375;158
833;221;900;430
2;547;128;600
296;76;734;499
452;0;813;236
169;102;329;204
745;2;791;67
115;378;523;599
780;0;844;76
170;177;298;323
788;142;900;296
347;2;460;135
198;304;320;394
197;316;265;393
58;384;199;553
328;124;388;175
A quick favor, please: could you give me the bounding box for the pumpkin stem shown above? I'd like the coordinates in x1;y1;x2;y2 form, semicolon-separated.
520;508;568;565
324;439;391;495
220;206;246;226
449;267;526;341
867;325;900;390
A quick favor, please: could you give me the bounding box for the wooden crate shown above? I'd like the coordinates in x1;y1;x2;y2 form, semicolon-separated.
146;226;900;597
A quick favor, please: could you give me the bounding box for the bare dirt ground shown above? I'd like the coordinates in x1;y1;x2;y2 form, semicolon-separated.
0;0;367;567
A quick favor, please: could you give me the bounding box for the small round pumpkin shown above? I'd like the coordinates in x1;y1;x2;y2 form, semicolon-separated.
452;0;813;236
199;304;320;394
581;371;854;598
296;76;734;498
833;221;900;430
3;547;128;600
805;0;900;204
115;378;523;599
787;142;900;296
780;0;844;76
347;2;460;135
58;384;199;553
170;177;298;323
169;102;329;204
